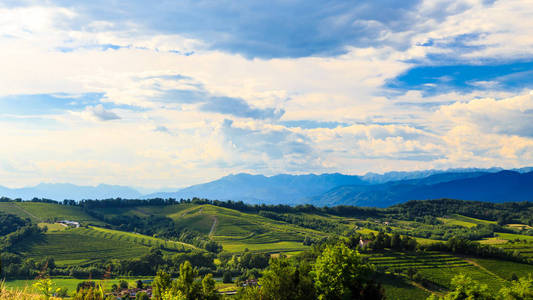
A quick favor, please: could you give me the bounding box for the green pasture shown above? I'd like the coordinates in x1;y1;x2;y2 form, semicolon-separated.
470;258;533;280
87;226;198;251
447;214;496;226
437;217;477;228
495;232;533;242
11;229;152;266
365;251;507;293
38;222;67;232
218;240;309;253
377;273;430;300
0;202;103;224
3;277;152;295
367;252;471;270
417;264;505;293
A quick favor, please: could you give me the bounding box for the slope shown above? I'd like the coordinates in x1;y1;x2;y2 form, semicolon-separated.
312;171;533;207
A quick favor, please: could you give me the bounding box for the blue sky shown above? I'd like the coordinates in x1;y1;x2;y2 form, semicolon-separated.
0;0;532;188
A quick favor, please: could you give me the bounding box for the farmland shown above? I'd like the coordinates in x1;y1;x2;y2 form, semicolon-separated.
0;202;103;224
1;199;533;299
11;229;153;266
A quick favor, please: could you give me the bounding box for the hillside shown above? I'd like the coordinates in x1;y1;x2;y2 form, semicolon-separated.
97;203;326;253
311;171;533;207
1;199;533;299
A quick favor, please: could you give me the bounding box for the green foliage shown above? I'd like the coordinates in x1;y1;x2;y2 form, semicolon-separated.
0;212;29;236
153;261;220;300
153;270;172;300
313;242;383;300
259;256;315;300
234;286;262;300
428;274;533;300
32;278;60;300
73;286;106;300
136;291;150;300
498;275;533;299
427;274;492;300
222;271;233;283
201;274;219;300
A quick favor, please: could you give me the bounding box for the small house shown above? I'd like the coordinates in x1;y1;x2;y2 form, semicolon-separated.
359;237;372;248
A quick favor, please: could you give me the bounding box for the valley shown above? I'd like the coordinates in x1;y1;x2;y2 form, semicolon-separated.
1;198;532;299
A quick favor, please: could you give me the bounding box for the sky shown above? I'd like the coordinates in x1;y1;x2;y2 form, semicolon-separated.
1;0;533;189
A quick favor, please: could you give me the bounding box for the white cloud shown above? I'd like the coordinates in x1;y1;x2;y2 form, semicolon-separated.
0;1;532;188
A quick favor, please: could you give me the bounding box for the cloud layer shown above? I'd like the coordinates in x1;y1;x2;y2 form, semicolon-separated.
0;0;532;189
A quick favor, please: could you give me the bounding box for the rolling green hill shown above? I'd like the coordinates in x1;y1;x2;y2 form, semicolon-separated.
99;204;327;253
0;202;103;224
11;228;151;266
2;200;533;299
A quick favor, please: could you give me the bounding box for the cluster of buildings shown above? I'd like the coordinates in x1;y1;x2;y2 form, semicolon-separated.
112;287;152;299
58;220;80;228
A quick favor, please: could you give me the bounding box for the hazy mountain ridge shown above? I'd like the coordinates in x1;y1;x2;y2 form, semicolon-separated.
143;173;366;204
0;167;531;206
311;171;533;207
0;183;142;201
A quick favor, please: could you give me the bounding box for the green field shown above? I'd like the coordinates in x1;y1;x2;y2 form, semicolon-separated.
86;226;198;251
96;203;325;253
3;201;533;300
437;217;477;228
0;202;103;224
118;204;325;253
377;273;430;300
470;258;533;280
447;214;496;226
366;251;508;294
3;277;152;295
38;222;67;232
11;229;154;266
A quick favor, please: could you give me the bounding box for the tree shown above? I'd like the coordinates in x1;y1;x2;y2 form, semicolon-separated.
260;256;315;300
498;275;533;300
313;242;381;300
202;273;220;300
222;271;233;283
427;274;492;300
172;260;201;298
33;278;60;300
136;291;150;300
153;270;173;300
391;233;401;250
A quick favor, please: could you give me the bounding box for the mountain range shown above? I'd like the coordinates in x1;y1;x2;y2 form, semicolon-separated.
1;167;532;207
0;183;141;201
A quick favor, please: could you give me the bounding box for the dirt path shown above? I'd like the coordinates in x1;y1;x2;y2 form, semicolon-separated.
209;216;218;237
13;203;42;222
464;258;500;278
409;280;437;295
181;207;203;217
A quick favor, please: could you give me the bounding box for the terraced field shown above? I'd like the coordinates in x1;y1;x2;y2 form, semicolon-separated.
471;258;533;280
85;226;198;251
366;251;506;293
11;229;151;266
0;202;103;224
10;225;199;266
367;252;471;270
478;232;533;258
162;205;326;253
377;273;430;300
447;214;496;226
